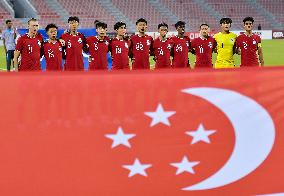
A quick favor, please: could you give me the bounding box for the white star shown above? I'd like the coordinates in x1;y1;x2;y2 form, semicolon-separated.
144;103;176;127
171;156;200;175
122;158;152;177
186;124;216;145
105;127;136;148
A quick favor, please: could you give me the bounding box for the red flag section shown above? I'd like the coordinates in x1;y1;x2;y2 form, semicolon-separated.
0;68;283;196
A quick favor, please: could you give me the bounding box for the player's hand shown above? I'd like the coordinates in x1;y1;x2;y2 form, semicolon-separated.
88;56;93;62
237;48;241;55
59;39;65;46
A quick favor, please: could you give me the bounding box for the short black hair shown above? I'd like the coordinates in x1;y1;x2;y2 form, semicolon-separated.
45;23;58;32
175;21;186;28
96;21;107;29
114;21;126;30
68;16;79;23
220;18;232;24
243;16;254;24
5;20;12;24
158;22;168;29
136;18;147;25
28;18;38;25
200;23;210;29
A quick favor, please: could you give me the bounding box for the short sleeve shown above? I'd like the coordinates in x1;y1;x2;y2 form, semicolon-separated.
15;36;24;52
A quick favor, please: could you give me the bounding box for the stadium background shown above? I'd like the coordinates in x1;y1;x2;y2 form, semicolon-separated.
0;0;284;70
0;1;284;195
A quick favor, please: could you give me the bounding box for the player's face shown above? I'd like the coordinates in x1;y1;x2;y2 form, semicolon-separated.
137;22;147;33
176;25;185;35
96;27;107;37
6;22;13;29
200;25;210;37
158;26;168;37
47;27;58;40
116;25;126;36
221;22;231;32
28;21;39;34
244;21;253;31
69;20;79;32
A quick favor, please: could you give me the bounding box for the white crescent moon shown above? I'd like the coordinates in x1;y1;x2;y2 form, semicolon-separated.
182;87;275;190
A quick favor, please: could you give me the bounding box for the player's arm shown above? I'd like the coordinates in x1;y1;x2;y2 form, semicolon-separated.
13;50;21;71
190;41;196;55
82;35;88;53
129;39;134;60
235;38;241;55
3;38;7;54
257;44;264;66
232;41;238;54
149;37;154;56
13;36;23;72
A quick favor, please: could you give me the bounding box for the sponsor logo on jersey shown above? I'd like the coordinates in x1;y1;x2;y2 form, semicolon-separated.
147;40;151;46
125;43;129;48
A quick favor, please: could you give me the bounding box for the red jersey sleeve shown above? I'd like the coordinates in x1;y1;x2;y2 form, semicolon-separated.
15;36;24;52
186;36;191;50
149;36;154;55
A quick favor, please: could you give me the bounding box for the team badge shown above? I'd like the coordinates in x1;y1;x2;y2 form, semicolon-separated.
78;38;82;44
208;42;213;48
38;40;41;46
59;46;62;52
167;44;172;50
253;40;256;44
186;41;189;47
105;41;109;45
125;43;129;48
230;38;235;43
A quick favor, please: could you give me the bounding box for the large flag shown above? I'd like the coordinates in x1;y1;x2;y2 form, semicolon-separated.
0;68;283;196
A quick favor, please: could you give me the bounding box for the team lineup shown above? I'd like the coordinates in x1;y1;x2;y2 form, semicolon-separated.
2;16;264;71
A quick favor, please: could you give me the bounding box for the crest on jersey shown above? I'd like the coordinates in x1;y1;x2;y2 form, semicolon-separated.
208;42;213;48
125;43;129;48
167;44;172;50
78;38;82;44
253;40;256;45
146;40;151;46
105;41;109;45
38;40;41;46
59;46;62;52
186;41;189;47
230;38;235;43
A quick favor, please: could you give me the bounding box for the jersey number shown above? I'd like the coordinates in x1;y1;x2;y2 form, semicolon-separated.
135;42;144;51
243;42;248;50
158;47;164;55
198;46;204;54
28;45;33;54
115;46;122;54
176;44;183;52
48;49;54;58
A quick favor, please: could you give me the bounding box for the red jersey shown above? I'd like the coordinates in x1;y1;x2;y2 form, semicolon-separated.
15;33;43;71
191;36;216;68
60;32;86;71
86;36;109;70
130;34;153;69
152;38;173;68
236;33;261;67
171;36;190;68
43;41;63;71
110;37;130;70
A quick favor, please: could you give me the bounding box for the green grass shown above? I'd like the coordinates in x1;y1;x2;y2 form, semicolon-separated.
1;39;283;71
